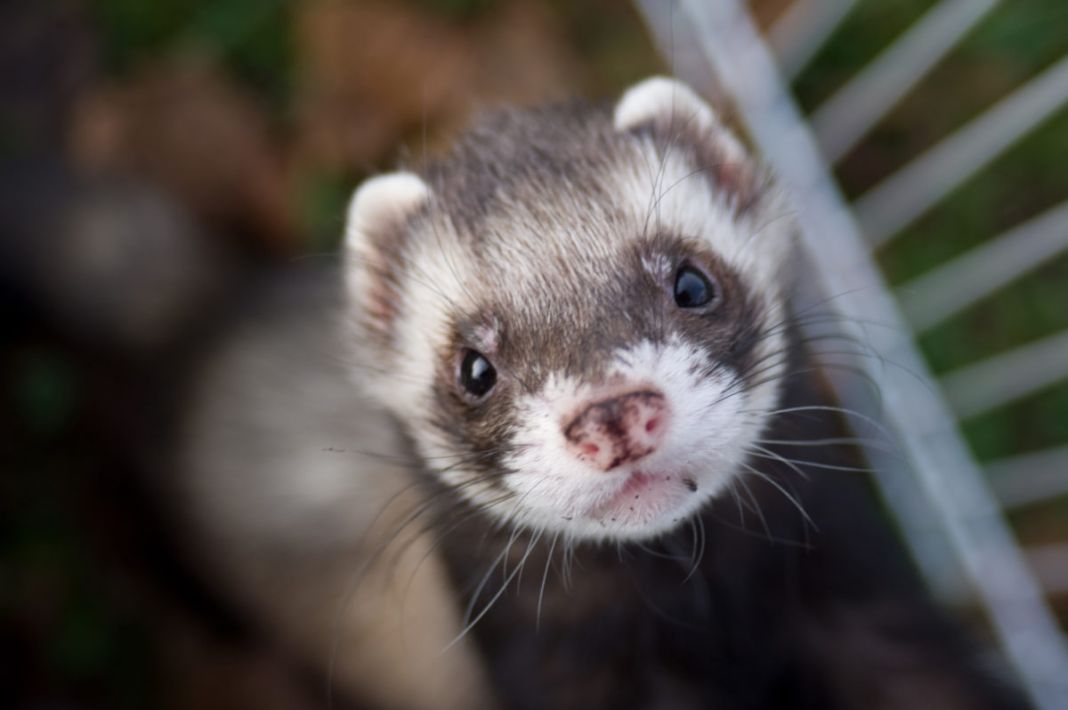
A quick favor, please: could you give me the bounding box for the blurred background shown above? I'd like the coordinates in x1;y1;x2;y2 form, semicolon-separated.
3;0;1067;708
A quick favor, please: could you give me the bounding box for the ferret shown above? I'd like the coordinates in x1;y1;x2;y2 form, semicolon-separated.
175;78;1029;709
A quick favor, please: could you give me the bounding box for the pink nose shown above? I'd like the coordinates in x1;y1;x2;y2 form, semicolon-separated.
563;390;668;471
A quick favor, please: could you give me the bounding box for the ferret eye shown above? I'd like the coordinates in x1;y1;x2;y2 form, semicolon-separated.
459;349;497;398
673;265;716;308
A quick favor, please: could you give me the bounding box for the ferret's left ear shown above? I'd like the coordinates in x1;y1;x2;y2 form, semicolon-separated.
615;78;790;258
613;76;748;161
614;77;715;132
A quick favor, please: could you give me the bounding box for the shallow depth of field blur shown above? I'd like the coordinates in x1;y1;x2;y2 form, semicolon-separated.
3;1;1067;707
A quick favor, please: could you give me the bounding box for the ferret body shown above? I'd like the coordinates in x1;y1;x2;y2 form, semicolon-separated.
176;78;1027;709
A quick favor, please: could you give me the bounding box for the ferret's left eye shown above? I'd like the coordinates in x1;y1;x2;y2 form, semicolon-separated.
459;349;497;399
673;265;716;308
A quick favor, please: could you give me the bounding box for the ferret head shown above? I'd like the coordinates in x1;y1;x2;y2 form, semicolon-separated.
343;77;796;542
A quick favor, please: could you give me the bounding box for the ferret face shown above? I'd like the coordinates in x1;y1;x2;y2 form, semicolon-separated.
344;78;796;542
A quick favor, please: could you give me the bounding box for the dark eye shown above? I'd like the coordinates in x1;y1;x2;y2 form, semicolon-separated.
459;349;497;398
673;265;716;308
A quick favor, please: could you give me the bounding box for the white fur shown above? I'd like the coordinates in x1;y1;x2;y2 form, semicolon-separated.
345;171;430;252
640;252;674;282
466;338;781;542
366;265;457;414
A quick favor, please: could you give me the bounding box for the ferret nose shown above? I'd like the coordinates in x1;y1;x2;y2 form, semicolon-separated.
563;390;669;471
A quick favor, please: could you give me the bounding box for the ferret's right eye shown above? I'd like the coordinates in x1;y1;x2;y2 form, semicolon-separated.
459;349;497;399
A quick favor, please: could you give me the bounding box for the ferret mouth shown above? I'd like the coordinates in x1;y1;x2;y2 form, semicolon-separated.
584;470;700;527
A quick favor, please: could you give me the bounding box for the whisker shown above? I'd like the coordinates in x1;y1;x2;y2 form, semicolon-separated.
739;462;816;531
447;528;544;650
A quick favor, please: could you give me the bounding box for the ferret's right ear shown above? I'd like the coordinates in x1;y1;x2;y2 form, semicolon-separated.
344;171;430;340
345;171;430;254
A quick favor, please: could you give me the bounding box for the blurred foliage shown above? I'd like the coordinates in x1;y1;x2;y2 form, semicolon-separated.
298;170;352;253
411;0;495;19
91;0;293;106
13;351;77;438
967;0;1068;68
794;0;932;110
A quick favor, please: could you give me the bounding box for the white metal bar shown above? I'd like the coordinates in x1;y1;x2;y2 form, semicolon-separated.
855;53;1068;246
812;0;999;162
635;2;1068;706
898;200;1068;332
767;0;858;79
988;445;1068;510
941;330;1068;419
637;0;733;108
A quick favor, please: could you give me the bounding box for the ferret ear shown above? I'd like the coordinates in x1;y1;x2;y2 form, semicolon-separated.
614;76;719;134
614;76;756;206
344;171;431;340
345;171;430;254
614;76;747;158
